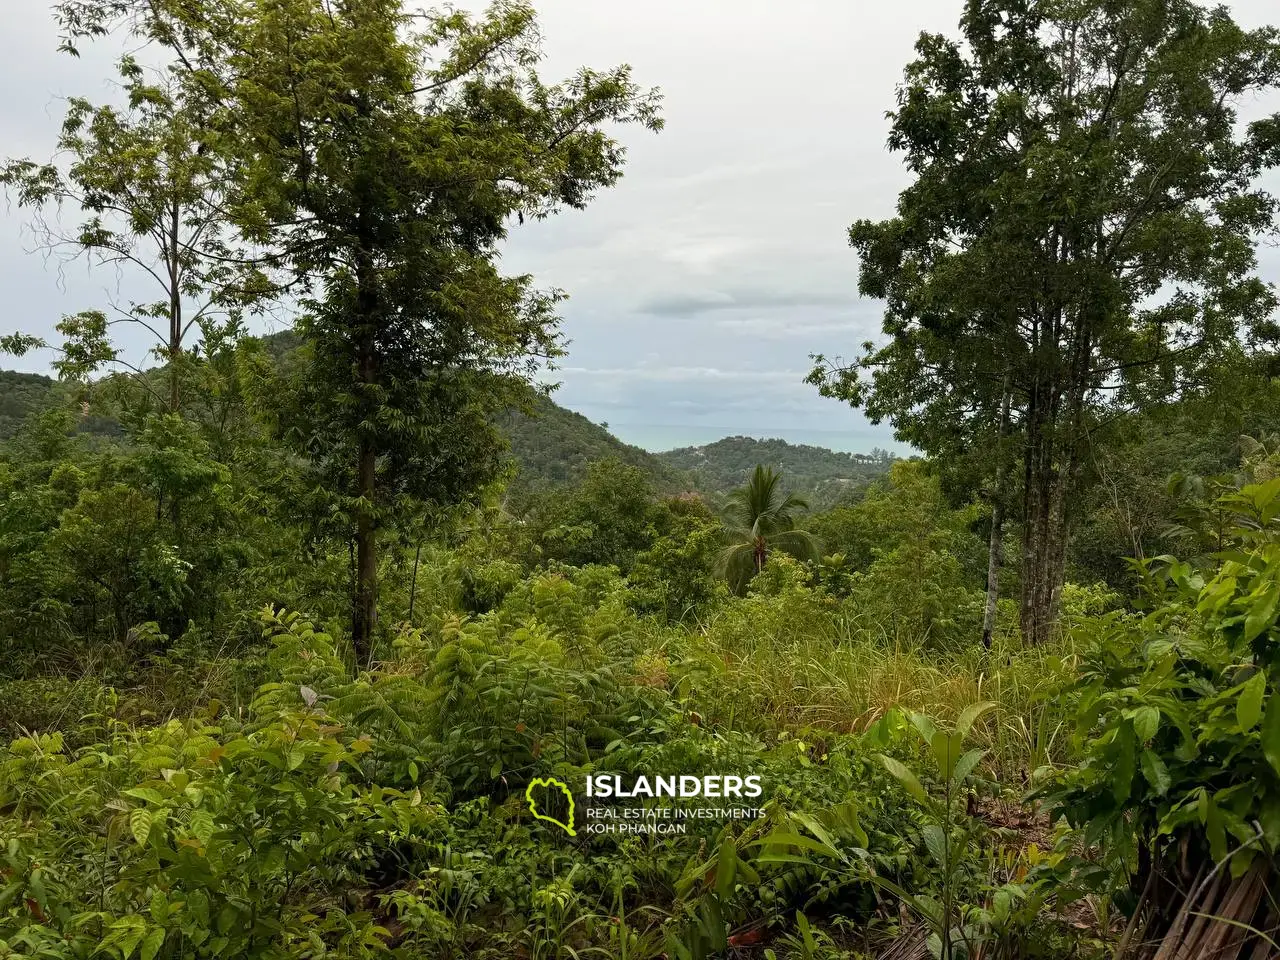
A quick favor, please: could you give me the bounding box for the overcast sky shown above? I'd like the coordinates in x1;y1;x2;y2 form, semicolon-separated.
2;2;1279;453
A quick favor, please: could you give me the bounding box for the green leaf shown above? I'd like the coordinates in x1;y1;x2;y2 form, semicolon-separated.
880;755;929;805
1140;750;1171;796
1244;582;1280;643
909;712;937;745
952;748;985;784
1262;694;1280;777
1238;670;1267;731
123;787;166;804
930;730;964;781
955;701;996;740
714;838;737;898
1132;706;1160;742
922;824;948;868
130;808;153;846
139;927;165;960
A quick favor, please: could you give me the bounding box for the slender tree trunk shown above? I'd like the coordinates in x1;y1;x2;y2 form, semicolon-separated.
982;378;1012;650
351;196;379;660
353;434;377;658
168;199;182;414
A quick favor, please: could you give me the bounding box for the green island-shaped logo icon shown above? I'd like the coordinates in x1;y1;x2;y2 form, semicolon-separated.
525;776;576;836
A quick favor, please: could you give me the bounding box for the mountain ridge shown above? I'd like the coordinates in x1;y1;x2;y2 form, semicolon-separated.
0;354;892;506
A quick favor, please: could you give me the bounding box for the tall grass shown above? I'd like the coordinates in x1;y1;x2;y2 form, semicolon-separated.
665;591;1078;779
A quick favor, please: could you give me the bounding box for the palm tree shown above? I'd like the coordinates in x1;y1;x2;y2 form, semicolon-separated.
719;465;819;592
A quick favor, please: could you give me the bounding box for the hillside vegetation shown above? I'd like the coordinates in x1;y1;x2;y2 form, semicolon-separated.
2;1;1280;959
658;437;895;509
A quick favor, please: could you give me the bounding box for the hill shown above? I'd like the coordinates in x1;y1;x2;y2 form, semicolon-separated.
0;360;687;496
657;435;894;508
0;354;892;508
498;394;688;497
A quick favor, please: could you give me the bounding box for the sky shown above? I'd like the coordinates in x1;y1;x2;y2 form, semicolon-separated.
2;1;1279;454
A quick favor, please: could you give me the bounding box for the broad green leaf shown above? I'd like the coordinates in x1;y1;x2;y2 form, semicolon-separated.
139;927;165;960
1245;582;1280;643
149;890;169;924
880;755;929;805
123;787;166;805
922;824;948;868
955;701;996;739
130;808;153;846
952;748;985;784
1140;750;1171;796
189;809;215;845
909;712;937;745
790;811;839;856
749;831;839;860
1238;670;1267;731
715;838;737;898
930;730;963;780
1132;706;1159;742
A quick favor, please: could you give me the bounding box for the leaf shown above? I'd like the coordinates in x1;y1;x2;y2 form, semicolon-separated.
1262;694;1280;777
922;824;948;868
1132;706;1160;742
1238;670;1267;731
189;809;215;845
1245;582;1280;643
930;730;964;781
130;808;153;846
715;838;737;898
123;787;166;805
952;748;985;784
955;701;996;739
1140;750;1171;796
139;926;165;960
909;713;937;745
880;755;929;805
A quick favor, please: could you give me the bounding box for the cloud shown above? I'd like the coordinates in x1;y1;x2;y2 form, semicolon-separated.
638;289;855;317
560;364;807;383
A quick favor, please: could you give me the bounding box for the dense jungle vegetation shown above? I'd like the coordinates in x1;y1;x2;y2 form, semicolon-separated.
3;0;1280;958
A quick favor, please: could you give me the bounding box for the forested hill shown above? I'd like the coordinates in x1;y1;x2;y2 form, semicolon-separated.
0;360;894;506
657;435;894;508
498;394;688;496
0;363;690;495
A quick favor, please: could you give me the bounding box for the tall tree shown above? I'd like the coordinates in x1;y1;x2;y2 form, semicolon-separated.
1;61;264;414
719;465;819;592
63;0;662;656
811;0;1280;644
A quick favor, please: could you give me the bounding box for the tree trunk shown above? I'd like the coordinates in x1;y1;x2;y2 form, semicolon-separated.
350;309;378;659
353;435;377;660
168;198;182;414
350;172;379;661
982;379;1012;650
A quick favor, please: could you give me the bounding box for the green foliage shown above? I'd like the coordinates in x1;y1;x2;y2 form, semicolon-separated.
657;436;893;510
719;465;819;594
811;0;1280;644
0;618;440;958
500;394;688;505
1041;479;1280;883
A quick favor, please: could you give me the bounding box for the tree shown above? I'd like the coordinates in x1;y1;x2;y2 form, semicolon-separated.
719;465;819;593
1;61;265;414
811;0;1280;643
536;458;659;572
64;0;663;657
